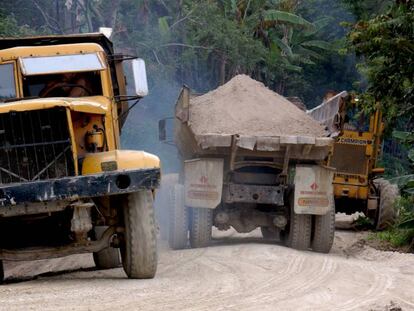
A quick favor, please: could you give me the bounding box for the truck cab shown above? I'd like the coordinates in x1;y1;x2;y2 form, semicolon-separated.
0;34;160;281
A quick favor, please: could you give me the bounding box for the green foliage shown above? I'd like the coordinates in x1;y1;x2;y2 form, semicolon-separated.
373;197;414;249
347;3;414;229
376;228;414;247
380;152;411;179
354;214;374;229
342;0;393;20
377;179;414;249
263;10;314;28
389;130;414;192
0;10;34;37
348;2;414;123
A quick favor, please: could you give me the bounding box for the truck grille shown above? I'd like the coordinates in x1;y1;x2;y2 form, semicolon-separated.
329;143;367;175
0;108;75;184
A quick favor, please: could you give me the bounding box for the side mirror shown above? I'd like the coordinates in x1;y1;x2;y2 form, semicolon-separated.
132;59;149;97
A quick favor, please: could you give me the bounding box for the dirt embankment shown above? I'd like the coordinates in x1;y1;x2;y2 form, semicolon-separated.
189;75;327;138
0;230;413;311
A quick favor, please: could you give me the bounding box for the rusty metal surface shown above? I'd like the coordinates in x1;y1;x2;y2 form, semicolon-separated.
214;207;281;233
0;168;160;207
0;108;75;184
223;183;284;205
0;226;120;261
0;200;71;217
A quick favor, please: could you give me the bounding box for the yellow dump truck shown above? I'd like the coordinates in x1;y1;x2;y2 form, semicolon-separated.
308;93;399;229
0;34;160;281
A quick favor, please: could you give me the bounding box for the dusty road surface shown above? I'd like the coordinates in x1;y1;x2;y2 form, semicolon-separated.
0;230;413;311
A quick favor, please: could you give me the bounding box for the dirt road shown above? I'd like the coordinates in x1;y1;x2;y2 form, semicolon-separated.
0;230;413;311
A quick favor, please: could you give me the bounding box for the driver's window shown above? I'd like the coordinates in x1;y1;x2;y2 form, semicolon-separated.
23;71;103;98
0;63;17;101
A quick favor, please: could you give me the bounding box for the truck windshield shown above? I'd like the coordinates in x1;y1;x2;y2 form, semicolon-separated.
0;63;16;101
19;53;105;76
23;71;103;98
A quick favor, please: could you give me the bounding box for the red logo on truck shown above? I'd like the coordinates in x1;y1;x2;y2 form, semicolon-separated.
200;176;208;184
310;182;319;191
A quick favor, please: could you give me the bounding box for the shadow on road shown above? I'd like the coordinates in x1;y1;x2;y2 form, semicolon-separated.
3;266;102;284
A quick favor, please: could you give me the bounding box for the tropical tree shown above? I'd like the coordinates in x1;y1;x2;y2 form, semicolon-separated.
194;0;334;93
347;0;414;242
348;0;414;122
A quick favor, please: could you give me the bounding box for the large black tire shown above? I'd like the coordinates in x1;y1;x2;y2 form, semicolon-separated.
312;206;335;253
261;226;278;240
120;191;157;279
374;179;399;230
168;184;189;249
286;194;312;251
190;208;213;248
93;226;121;269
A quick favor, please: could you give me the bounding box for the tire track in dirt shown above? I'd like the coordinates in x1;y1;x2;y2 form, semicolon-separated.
191;250;307;310
335;266;392;311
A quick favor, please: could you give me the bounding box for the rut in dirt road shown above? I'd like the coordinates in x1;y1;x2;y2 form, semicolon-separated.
0;230;413;311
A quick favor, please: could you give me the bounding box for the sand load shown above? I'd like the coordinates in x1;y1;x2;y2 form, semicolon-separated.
174;75;332;159
189;75;327;138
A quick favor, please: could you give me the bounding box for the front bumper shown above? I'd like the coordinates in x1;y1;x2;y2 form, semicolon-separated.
0;168;160;207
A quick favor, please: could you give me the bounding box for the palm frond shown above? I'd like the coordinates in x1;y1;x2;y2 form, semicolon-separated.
263;10;314;29
302;40;332;50
389;174;414;186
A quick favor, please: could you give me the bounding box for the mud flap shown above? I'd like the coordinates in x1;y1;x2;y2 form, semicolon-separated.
184;158;223;209
294;165;334;215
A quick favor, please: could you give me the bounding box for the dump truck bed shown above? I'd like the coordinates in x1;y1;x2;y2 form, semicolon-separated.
174;76;333;161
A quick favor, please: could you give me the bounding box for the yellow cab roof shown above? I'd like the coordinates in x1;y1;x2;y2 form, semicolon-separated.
0;43;105;61
0;33;112;61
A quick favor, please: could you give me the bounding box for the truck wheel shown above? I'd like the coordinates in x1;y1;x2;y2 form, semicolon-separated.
169;184;189;249
93;226;121;270
190;208;212;248
374;179;399;230
120;191;157;279
286;194;312;251
261;227;278;240
312;206;335;253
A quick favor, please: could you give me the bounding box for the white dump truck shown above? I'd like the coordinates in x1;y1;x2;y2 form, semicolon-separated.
160;75;335;252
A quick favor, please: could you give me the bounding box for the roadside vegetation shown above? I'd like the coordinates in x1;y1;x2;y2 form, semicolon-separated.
346;0;413;251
